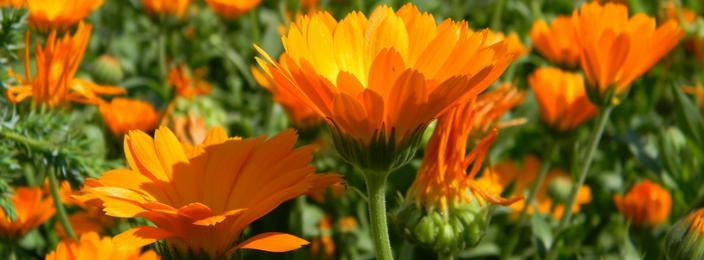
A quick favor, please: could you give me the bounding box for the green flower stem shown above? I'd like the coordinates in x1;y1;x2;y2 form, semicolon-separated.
249;11;261;44
547;105;614;259
502;141;558;258
48;166;76;239
437;253;454;260
363;171;393;260
490;0;505;30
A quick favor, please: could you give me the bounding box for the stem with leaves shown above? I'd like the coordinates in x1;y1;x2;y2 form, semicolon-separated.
546;105;614;259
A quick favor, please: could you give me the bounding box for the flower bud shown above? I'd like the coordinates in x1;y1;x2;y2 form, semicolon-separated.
547;175;573;204
666;209;704;259
91;55;124;85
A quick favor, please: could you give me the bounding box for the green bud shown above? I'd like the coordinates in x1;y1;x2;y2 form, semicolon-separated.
547;176;573;204
666;209;704;259
414;215;437;245
91;55;124;85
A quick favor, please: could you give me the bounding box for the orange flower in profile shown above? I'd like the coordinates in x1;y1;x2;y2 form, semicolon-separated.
252;64;323;130
530;16;581;67
99;98;160;136
667;209;704;259
0;187;55;239
46;232;159;260
167;65;212;99
257;4;520;170
572;2;683;103
205;0;261;19
80;126;341;258
480;155;592;219
142;0;191;18
6;23;125;108
529;67;597;131
26;0;104;31
614;179;672;226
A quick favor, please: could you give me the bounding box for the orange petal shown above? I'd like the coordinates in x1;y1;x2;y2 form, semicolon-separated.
114;226;172;250
235;232;309;253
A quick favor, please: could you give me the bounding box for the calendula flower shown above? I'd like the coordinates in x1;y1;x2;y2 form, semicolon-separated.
480;155;592;219
572;2;683;104
660;2;704;63
46;232;159;260
530;16;581;67
529;67;597;131
99;98;160;136
252;64;323;130
167;65;213;99
487;31;528;58
613;179;672;227
26;0;104;31
667;209;704;259
0;187;55;240
257;4;519;171
467;83;526;137
205;0;260;19
0;0;23;8
79;126;341;258
6;23;125;108
394;92;523;253
310;216;335;260
52;181;115;238
142;0;191;18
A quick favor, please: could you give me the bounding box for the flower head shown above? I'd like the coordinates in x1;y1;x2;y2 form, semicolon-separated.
0;187;55;240
257;4;519;171
46;232;159;260
167;65;212;99
5;23;125;107
613;179;672;227
530;16;581;67
528;67;597;131
80;126;341;258
26;0;104;31
205;0;261;19
667;209;704;259
480;155;592;219
572;2;683;104
252;64;323;130
0;0;23;8
394;86;523;253
142;0;191;18
100;98;160;136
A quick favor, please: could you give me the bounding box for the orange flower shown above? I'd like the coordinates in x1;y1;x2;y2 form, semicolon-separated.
480;155;592;219
46;232;159;260
167;65;212;99
257;4;519;170
142;0;191;18
467;83;526;137
0;0;23;8
52;181;115;238
613;179;672;226
667;209;704;259
26;0;104;31
572;2;683;103
0;187;55;239
530;16;580;67
79;126;341;258
407;98;522;212
205;0;261;19
683;86;704;111
252;64;323;130
487;31;528;58
310;216;335;260
99;98;160;136
6;23;125;107
529;67;597;131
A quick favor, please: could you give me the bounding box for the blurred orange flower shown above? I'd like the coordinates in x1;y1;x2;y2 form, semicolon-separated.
528;67;597;131
0;0;23;8
0;187;55;239
572;2;683;102
530;16;580;67
6;23;125;107
257;4;519;170
205;0;261;19
168;65;212;99
26;0;104;31
480;155;592;219
407;98;522;212
80;126;341;258
614;179;672;226
99;98;160;136
310;216;335;260
142;0;191;18
46;232;159;260
660;2;704;62
683;86;704;111
252;64;323;130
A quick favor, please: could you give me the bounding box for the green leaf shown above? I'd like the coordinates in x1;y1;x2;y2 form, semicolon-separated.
672;85;704;149
531;213;553;257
